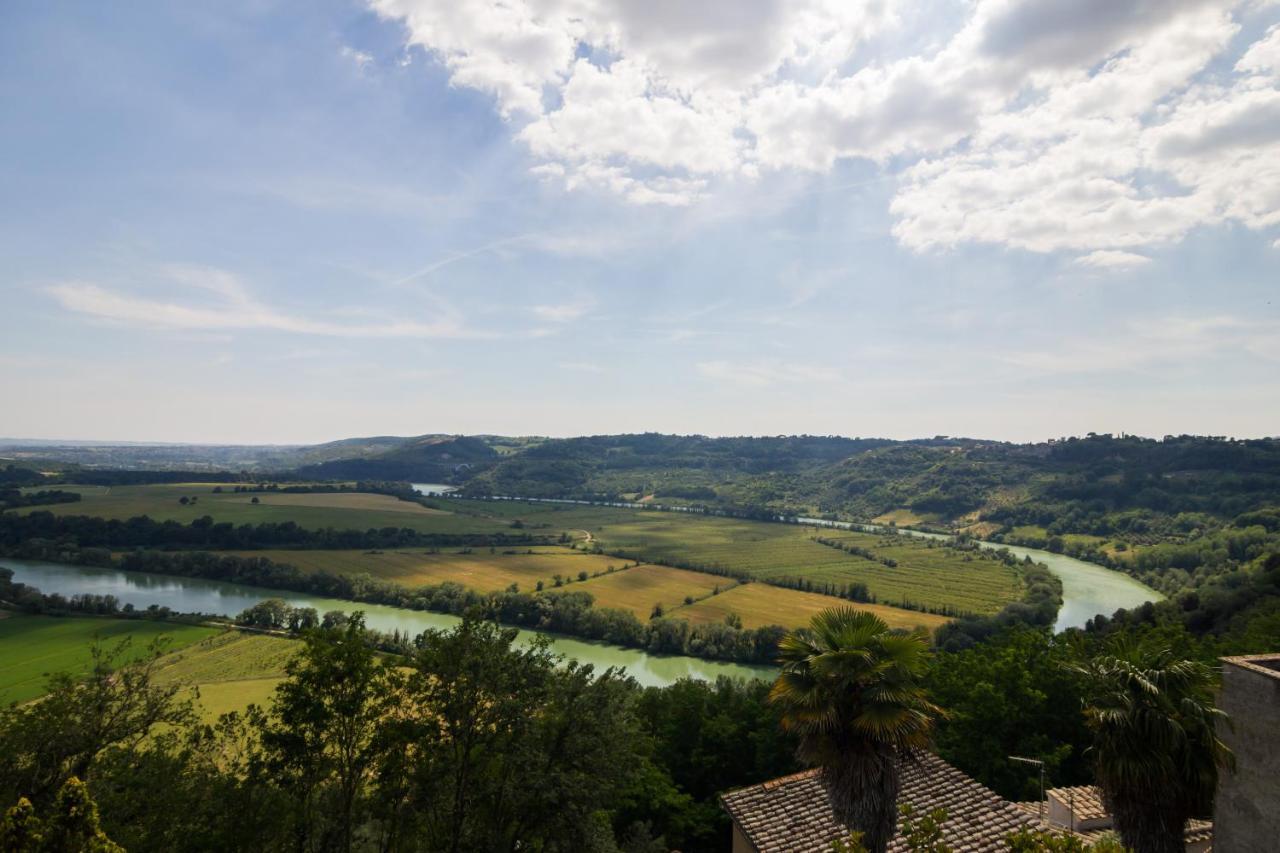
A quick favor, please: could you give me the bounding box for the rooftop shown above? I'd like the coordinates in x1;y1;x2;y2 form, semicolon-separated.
1048;785;1108;822
720;752;1040;853
1221;653;1280;678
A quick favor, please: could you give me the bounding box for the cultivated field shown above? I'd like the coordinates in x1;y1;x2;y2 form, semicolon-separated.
228;546;632;593
0;614;219;705
570;563;730;619
669;582;950;631
20;483;511;534
151;631;299;721
439;500;1020;615
25;489;1024;621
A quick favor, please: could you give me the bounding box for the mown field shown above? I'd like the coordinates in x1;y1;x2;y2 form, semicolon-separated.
0;613;219;705
668;582;950;632
570;563;729;619
438;500;1021;615
19;483;512;534
226;546;633;593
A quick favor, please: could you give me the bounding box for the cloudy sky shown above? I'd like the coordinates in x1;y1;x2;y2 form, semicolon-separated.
2;0;1278;444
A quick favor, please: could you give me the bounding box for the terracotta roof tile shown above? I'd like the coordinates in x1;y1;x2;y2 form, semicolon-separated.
720;752;1041;853
1046;785;1108;822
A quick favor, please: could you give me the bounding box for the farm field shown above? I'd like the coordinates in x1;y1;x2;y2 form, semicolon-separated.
669;582;950;632
570;563;730;619
0;614;219;705
29;489;1024;618
18;483;511;534
151;631;299;721
438;500;1020;615
226;546;631;593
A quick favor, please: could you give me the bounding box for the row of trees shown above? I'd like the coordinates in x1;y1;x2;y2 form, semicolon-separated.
0;510;550;551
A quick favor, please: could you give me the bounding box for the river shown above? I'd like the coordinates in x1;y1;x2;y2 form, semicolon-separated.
793;517;1161;631
0;558;775;688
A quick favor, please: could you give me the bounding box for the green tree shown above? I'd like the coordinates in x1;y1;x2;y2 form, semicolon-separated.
1072;644;1232;853
41;777;124;853
769;608;939;853
0;638;192;809
925;627;1088;799
257;614;404;853
394;614;645;852
0;797;43;853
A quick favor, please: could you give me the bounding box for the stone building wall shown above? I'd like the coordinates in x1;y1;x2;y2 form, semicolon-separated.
1214;654;1280;853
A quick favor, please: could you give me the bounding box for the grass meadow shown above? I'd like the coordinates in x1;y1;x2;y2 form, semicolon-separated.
21;483;512;534
0;613;219;706
151;631;300;722
569;563;730;619
669;582;950;631
227;546;632;593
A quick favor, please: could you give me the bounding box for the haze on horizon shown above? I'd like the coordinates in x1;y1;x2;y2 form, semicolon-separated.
2;0;1278;446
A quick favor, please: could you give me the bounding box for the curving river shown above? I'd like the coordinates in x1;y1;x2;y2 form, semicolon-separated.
0;558;775;688
793;517;1162;631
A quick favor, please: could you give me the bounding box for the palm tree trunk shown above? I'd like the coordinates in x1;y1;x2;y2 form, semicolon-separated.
824;747;899;853
1104;786;1187;853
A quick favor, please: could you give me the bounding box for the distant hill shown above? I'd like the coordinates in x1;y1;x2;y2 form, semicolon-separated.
294;435;502;481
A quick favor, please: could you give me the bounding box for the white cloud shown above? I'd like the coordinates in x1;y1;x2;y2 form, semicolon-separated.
558;361;604;373
340;45;374;71
48;268;483;339
531;298;593;322
1074;250;1152;270
697;359;842;387
374;0;1280;257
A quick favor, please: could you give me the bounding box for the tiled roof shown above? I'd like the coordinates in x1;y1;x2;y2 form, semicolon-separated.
1067;820;1213;848
1047;785;1109;822
720;752;1041;853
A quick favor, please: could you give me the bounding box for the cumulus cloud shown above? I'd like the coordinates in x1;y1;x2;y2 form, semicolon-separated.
1075;250;1152;270
373;0;1280;259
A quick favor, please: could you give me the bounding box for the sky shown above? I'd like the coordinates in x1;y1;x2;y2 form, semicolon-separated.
1;0;1278;445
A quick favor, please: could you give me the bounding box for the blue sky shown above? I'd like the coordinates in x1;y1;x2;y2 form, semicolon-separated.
2;0;1278;444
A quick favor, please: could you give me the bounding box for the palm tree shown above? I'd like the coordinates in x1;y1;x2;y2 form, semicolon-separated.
769;608;939;853
1073;645;1233;853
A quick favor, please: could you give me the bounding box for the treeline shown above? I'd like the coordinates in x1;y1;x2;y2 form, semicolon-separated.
0;616;800;853
0;465;47;487
0;510;551;551
0;489;81;510
0;567;195;623
995;517;1280;597
813;535;899;567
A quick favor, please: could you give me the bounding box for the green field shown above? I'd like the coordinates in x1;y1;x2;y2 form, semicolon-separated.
570;563;730;619
20;483;512;534
151;631;300;721
24;487;1022;619
669;582;949;632
0;614;219;706
439;500;1020;615
228;546;632;593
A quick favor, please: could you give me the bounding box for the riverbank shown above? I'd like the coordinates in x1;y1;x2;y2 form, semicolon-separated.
0;557;776;688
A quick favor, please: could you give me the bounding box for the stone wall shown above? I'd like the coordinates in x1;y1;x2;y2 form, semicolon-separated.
1214;654;1280;853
